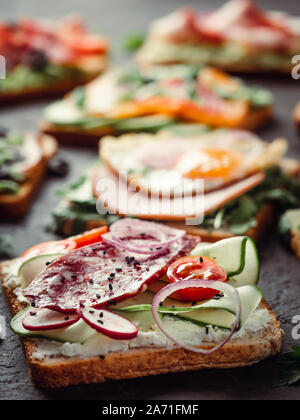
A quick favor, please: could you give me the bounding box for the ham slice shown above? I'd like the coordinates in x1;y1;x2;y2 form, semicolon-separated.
91;166;264;221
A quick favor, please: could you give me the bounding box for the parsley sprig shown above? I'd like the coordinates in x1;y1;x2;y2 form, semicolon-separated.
274;346;300;387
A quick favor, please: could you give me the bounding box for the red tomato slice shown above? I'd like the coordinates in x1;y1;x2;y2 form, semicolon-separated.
72;226;108;248
21;226;109;260
21;239;77;260
167;256;227;302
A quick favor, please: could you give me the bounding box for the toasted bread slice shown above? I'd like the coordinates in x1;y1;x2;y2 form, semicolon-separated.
0;56;107;105
1;258;282;388
0;134;58;217
136;39;295;74
41;106;273;148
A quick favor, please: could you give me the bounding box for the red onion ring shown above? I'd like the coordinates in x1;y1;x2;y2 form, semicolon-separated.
152;280;241;354
103;218;185;255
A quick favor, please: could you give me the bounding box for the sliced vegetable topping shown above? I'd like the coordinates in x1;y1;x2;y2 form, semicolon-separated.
21;239;77;260
23;220;198;312
72;226;108;248
22;308;80;331
21;226;108;261
191;236;260;287
18;253;64;288
152;280;241;354
102;218;185;256
80;307;138;340
167;256;227;301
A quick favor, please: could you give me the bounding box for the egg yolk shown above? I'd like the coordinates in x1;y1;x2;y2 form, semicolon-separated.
183;149;242;179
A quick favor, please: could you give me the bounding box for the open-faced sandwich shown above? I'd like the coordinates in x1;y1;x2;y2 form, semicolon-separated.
0;130;57;217
136;0;300;74
48;126;300;241
0;17;108;103
279;209;300;259
1;218;282;388
41;64;273;146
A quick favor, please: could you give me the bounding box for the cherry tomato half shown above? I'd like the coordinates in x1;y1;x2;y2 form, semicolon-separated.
167;256;227;302
21;239;77;260
21;226;109;260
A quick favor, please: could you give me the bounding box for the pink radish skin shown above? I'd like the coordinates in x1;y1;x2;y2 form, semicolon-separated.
22;308;80;331
79;307;138;340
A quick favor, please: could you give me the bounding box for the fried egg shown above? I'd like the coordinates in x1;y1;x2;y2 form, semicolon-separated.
100;130;287;197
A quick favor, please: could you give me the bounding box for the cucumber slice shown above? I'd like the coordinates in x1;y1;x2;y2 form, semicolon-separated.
11;307;95;343
160;123;211;137
229;238;259;288
114;310;156;332
114;115;176;133
44;101;86;126
18;253;64;288
191;236;260;287
176;309;235;330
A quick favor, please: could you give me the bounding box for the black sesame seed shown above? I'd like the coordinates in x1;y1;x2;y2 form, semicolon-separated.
31;302;36;308
45;261;51;266
109;284;113;291
89;310;95;314
71;275;77;279
116;268;122;272
65;316;69;321
213;293;224;300
61;277;65;282
99;312;104;318
103;250;106;256
80;303;85;308
108;299;117;306
89;279;94;284
159;302;163;307
110;272;115;278
191;301;197;306
96;294;101;299
199;257;203;263
29;312;36;316
99;355;105;360
97;320;104;325
205;326;209;334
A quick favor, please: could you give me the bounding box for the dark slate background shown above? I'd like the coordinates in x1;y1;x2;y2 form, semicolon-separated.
0;0;300;400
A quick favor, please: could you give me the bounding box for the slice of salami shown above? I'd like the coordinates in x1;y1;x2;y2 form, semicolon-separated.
23;229;199;313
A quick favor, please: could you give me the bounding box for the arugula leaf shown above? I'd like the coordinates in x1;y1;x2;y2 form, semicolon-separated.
57;175;87;197
122;33;145;52
274;346;300;387
202;166;300;235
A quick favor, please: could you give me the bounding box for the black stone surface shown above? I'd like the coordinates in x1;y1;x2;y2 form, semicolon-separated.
0;0;300;400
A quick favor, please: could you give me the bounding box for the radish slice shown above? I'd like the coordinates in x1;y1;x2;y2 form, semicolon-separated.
80;307;138;340
22;308;80;331
152;280;241;354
